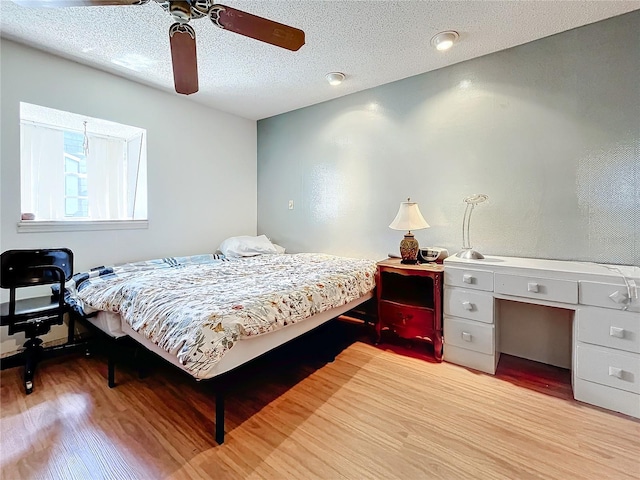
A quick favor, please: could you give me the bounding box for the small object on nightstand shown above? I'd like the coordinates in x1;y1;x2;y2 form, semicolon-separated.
418;247;449;264
375;258;444;361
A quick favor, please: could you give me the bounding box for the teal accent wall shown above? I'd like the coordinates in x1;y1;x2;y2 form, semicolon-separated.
258;11;639;266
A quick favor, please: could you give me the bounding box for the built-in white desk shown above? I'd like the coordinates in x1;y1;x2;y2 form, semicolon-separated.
443;255;640;418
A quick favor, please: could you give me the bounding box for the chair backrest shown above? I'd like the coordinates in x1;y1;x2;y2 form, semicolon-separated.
1;249;73;289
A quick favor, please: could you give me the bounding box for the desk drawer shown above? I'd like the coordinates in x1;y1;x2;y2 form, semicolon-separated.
577;307;640;354
444;288;494;324
580;281;640;313
444;316;494;355
576;343;640;395
445;267;493;292
495;273;577;304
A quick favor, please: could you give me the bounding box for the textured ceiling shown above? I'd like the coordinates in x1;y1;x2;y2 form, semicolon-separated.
2;1;639;120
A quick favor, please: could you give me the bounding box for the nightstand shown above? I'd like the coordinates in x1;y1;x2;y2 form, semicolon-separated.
376;258;444;361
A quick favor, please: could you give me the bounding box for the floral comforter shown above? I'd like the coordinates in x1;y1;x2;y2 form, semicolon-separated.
67;253;376;379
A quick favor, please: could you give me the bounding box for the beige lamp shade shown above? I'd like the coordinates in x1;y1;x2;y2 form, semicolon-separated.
389;200;430;231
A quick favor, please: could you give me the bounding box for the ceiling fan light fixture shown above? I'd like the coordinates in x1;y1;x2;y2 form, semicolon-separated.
326;72;345;86
10;0;305;97
431;31;459;51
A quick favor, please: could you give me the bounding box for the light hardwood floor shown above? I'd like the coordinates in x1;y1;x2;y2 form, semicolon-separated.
1;321;639;480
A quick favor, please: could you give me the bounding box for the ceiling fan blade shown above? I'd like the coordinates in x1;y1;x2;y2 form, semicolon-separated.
9;0;145;6
210;5;305;52
169;22;199;95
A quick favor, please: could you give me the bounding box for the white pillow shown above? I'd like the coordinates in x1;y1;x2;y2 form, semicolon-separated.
219;235;278;257
272;243;286;254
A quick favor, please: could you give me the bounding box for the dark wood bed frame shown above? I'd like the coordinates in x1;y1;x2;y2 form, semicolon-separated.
69;300;377;445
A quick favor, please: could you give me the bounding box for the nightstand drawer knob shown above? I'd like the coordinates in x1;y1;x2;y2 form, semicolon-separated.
608;366;624;379
462;301;474;311
609;326;625;338
396;312;412;324
463;274;474;284
461;331;473;342
527;282;539;293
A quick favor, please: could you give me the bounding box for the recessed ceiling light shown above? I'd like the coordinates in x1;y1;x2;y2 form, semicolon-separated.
431;31;459;51
325;72;345;86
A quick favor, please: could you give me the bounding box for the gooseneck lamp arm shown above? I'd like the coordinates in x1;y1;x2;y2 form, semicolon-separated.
456;194;488;260
462;202;476;250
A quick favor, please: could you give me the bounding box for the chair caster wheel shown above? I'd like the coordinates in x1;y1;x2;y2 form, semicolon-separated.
25;381;33;394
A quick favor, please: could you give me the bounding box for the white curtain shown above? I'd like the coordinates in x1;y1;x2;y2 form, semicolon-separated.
86;135;127;220
126;133;145;219
20;123;65;220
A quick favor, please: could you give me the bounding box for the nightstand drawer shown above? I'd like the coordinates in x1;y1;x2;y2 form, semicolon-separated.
379;301;434;338
577;307;640;354
576;343;640;394
445;267;494;292
580;281;640;313
444;288;494;324
495;273;577;304
444;316;494;355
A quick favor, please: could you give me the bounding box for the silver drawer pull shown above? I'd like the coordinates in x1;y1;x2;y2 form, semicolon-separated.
462;274;474;284
462;301;474;311
608;290;629;304
462;332;473;342
608;366;624;379
527;282;539;293
609;326;625;338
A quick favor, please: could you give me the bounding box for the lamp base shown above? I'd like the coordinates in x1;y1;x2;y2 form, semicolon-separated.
400;259;419;265
399;232;420;264
455;248;485;260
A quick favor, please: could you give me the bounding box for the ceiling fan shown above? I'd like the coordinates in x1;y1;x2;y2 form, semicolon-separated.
10;0;306;95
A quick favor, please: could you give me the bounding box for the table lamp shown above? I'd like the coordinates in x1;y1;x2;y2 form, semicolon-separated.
456;193;488;259
389;198;430;264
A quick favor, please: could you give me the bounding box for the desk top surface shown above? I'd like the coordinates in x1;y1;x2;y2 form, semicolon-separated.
444;255;639;281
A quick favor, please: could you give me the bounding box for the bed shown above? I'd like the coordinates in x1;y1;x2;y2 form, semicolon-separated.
65;248;377;443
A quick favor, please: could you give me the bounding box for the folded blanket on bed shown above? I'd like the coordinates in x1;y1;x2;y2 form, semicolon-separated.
66;253;376;379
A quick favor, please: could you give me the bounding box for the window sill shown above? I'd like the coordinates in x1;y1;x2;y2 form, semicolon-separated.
17;219;149;233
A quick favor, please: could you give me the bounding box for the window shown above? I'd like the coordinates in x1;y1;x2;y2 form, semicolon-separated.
19;103;147;231
64;132;89;218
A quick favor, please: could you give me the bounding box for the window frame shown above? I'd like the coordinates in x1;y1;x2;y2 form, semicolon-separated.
17;219;148;233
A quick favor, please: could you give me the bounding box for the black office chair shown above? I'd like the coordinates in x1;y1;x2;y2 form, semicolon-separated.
0;248;75;394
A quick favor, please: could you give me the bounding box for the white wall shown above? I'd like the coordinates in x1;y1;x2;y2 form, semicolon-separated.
1;39;257;355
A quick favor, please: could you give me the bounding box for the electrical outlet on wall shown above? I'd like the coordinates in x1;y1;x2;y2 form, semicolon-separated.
288;200;294;210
